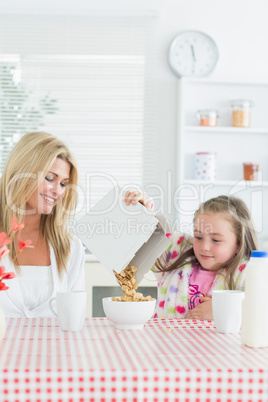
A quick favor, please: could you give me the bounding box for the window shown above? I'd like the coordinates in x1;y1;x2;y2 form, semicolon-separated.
0;13;157;211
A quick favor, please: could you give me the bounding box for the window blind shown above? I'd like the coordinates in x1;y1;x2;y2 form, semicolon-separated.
0;13;157;211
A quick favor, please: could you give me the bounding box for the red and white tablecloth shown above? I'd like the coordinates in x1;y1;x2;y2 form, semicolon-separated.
0;317;267;402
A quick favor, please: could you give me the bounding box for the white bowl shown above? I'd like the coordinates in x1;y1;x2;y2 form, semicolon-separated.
102;297;156;330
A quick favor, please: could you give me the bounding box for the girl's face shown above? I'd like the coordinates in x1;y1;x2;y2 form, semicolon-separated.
193;212;238;271
26;158;70;215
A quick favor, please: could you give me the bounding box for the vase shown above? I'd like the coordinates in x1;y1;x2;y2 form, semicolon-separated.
0;306;6;343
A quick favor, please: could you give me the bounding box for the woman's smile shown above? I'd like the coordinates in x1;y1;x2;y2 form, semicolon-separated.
40;194;56;204
26;158;70;215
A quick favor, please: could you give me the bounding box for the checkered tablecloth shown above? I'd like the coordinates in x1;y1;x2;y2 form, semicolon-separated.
0;318;267;402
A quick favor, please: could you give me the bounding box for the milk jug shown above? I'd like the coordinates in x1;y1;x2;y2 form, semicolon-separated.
241;251;268;347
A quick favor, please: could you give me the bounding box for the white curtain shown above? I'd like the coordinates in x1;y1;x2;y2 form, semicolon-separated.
0;13;157;211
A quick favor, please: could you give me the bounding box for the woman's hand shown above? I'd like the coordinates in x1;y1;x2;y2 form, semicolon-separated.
184;296;213;320
124;190;153;211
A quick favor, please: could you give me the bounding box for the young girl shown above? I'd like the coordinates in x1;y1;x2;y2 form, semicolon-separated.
124;191;258;320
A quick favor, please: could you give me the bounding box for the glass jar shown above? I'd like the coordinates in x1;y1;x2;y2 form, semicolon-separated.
196;109;218;127
243;162;259;181
229;99;255;128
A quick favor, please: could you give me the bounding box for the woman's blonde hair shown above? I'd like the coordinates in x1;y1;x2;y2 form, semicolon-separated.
156;195;258;289
0;132;78;276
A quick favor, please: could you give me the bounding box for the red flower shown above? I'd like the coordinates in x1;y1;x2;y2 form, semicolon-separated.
0;217;32;291
166;233;172;239
10;217;24;234
0;232;12;248
0;265;15;279
0;265;15;290
0;282;9;290
0;246;10;259
18;238;33;252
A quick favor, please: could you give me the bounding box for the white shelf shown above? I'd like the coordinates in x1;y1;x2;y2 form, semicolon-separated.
185;126;268;134
181;77;268;86
183;179;268;187
177;78;268;238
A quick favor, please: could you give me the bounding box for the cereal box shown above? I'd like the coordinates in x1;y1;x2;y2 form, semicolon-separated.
76;186;171;284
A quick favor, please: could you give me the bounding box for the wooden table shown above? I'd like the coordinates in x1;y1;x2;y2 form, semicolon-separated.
0;317;267;401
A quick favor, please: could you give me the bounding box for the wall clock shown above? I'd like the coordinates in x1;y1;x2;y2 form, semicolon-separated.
168;30;219;78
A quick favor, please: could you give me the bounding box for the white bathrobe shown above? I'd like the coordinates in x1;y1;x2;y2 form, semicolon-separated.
0;235;85;317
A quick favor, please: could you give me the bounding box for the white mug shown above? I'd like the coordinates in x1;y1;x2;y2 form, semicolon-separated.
212;290;245;334
49;291;87;331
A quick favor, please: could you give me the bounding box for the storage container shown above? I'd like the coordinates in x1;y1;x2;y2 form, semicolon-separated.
194;152;216;181
243;162;259;181
229;99;254;128
196;109;218;127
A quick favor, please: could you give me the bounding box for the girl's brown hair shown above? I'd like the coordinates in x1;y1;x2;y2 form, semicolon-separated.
155;195;258;289
0;132;78;276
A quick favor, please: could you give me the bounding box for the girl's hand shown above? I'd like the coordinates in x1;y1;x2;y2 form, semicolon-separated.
199;294;212;303
124;190;153;211
184;296;213;320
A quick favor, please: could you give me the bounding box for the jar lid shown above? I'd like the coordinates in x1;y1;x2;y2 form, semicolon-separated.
197;109;218;118
228;99;255;109
243;162;258;165
251;250;268;258
196;152;217;155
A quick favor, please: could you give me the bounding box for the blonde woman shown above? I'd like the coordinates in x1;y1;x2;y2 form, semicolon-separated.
0;132;85;317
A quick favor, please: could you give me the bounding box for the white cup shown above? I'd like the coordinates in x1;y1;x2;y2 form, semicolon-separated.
49;291;87;331
212;290;245;334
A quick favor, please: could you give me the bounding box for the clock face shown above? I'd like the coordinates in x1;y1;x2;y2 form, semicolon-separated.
168;30;219;78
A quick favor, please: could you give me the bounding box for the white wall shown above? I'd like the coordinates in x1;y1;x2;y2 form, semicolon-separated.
1;0;268;223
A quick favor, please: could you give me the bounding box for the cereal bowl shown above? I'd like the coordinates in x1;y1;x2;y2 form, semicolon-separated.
102;297;156;330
